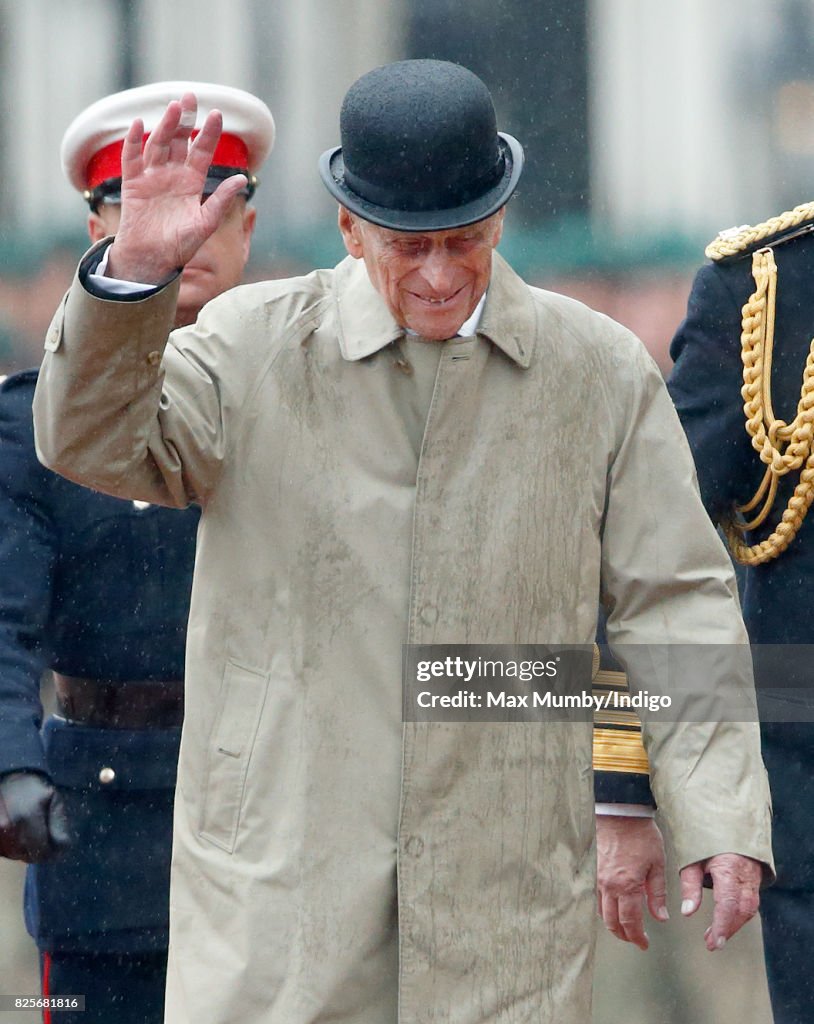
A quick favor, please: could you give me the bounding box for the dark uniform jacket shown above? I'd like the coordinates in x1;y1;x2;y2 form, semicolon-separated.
669;226;814;887
0;369;199;952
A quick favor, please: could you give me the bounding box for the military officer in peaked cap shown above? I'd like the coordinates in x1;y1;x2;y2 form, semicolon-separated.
665;204;814;1024
33;60;771;1023
0;80;272;1023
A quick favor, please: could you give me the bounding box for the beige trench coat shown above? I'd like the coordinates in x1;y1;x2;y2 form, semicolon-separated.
34;244;772;1024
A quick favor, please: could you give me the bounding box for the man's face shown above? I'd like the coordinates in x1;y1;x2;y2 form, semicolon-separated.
338;208;505;341
89;198;256;328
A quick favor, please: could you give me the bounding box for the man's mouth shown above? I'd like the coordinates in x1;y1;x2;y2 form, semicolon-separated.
410;285;465;307
182;262;210;276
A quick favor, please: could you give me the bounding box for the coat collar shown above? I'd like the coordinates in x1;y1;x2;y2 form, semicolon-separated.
477;251;535;369
333;256;404;361
333;250;535;369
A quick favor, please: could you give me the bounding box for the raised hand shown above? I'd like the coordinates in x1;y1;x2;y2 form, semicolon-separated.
107;92;249;284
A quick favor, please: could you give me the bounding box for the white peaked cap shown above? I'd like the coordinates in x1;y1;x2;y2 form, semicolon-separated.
61;80;275;193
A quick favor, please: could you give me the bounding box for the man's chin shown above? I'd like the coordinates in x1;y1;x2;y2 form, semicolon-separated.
174;289;210;328
402;291;474;340
404;308;468;341
176;277;215;324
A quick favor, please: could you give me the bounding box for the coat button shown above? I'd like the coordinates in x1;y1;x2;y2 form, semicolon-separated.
146;350;161;366
404;835;424;858
45;328;60;350
98;767;116;785
419;604;438;626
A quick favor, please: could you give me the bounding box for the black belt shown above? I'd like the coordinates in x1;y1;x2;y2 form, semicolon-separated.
53;673;184;729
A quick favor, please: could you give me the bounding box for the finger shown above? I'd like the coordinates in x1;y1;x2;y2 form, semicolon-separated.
167;92;198;164
708;884;759;949
16;807;51;862
600;893;647;949
600;895;623;941
617;893;649;950
679;863;704;917
708;886;740;949
142;100;183;165
198;175;249;234
187;109;225;178
120;117;146;182
704;856;762;949
645;860;670;922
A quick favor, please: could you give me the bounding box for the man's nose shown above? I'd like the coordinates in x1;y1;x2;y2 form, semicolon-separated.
419;249;456;293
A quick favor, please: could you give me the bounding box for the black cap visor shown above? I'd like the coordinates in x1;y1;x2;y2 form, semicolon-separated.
86;165;256;209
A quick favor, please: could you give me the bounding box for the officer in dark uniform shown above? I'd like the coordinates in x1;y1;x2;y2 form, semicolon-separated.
0;81;274;1024
668;203;814;1024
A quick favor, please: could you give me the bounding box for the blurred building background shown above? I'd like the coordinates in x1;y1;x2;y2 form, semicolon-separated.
1;0;804;1018
4;0;814;375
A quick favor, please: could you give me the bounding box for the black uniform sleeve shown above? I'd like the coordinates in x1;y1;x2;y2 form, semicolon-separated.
593;611;654;806
0;375;57;776
668;261;755;523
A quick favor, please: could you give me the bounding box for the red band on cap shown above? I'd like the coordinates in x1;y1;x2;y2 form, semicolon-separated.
85;131;249;189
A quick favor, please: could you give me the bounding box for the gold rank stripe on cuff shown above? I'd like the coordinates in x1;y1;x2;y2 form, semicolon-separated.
593;725;650;776
591;666;649;775
592;668;627;689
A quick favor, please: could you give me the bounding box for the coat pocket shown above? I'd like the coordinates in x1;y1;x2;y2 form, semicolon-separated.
199;660;269;853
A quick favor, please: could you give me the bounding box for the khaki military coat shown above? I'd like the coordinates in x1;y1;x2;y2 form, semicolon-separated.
33;243;773;1024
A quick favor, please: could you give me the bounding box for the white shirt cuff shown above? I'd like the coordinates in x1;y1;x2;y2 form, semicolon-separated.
595;803;655;818
88;246;164;296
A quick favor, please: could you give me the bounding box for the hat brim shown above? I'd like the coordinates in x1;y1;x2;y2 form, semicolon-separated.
318;133;524;232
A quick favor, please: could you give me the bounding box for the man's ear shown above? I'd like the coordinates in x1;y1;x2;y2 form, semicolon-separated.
87;212;106;245
338;206;363;258
87;206;122;245
490;207;506;248
241;205;257;265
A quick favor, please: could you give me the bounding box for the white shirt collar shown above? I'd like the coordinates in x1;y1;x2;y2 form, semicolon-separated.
456;292;487;337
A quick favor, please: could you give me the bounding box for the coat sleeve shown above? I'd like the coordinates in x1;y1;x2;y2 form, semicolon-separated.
599;339;774;877
0;377;55;777
33;240;234;508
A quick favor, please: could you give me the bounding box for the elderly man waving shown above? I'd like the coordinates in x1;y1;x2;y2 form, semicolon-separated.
33;60;771;1024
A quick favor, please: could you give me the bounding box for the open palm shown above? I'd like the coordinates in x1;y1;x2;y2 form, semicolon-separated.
107;92;248;283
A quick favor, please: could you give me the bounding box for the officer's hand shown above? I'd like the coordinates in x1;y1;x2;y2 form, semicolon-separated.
679;852;762;950
596;814;668;950
0;771;71;862
108;92;248;285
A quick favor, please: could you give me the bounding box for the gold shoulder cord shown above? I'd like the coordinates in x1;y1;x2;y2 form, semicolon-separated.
706;203;814;565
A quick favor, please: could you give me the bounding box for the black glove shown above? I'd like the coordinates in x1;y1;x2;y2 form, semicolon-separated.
0;771;71;862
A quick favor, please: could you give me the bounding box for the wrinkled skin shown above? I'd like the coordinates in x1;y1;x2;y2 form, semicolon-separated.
596;814;763;952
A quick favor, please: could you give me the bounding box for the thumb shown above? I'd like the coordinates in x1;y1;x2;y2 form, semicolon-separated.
679;862;705;917
47;791;71;854
199;175;248;235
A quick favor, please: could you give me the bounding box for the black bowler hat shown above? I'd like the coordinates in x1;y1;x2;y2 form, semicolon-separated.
319;59;524;231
